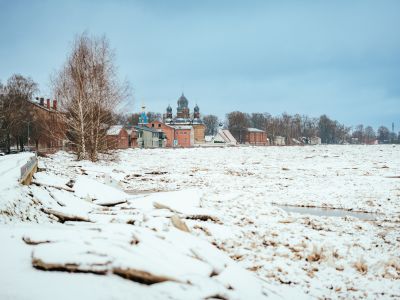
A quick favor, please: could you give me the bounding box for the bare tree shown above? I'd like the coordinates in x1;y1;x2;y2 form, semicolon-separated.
0;81;5;150
352;124;364;144
377;126;390;143
250;113;266;130
146;112;161;123
203;114;219;135
364;126;376;144
0;75;38;152
128;113;141;126
52;33;130;161
226;111;250;143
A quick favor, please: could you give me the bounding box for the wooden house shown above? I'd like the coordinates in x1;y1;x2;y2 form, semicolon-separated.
106;125;129;149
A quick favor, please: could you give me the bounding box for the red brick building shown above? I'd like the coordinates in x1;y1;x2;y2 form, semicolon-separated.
26;97;66;153
106;126;129;149
147;121;194;148
172;125;193;147
244;128;268;146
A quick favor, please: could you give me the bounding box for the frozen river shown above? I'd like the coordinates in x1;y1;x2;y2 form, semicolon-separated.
1;145;399;299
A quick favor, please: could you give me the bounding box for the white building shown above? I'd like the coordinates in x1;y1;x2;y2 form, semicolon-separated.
274;136;285;146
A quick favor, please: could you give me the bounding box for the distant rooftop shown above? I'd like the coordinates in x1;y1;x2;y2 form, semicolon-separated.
107;125;124;135
247;128;265;132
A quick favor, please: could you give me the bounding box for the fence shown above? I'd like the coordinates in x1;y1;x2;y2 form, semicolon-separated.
20;155;38;185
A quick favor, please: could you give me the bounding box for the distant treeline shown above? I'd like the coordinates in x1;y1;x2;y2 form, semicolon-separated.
222;111;399;145
116;110;399;145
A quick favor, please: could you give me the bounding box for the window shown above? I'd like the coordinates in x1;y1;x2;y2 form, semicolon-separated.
158;124;161;128
152;124;154;127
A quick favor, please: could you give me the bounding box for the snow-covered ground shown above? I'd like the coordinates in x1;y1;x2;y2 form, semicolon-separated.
1;145;399;299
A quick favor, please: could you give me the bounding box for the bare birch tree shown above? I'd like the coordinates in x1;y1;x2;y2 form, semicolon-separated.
52;33;130;161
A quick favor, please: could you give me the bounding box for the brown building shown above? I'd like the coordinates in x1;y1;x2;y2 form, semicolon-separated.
126;128;138;148
106;126;129;149
172;125;193;147
192;124;206;144
27;97;66;153
147;121;194;148
244;128;268;146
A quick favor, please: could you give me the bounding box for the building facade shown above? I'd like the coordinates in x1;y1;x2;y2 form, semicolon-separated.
147;121;194;148
147;121;175;147
163;93;205;144
135;126;166;148
126;128;138;148
26;97;66;153
274;136;286;146
106;126;129;149
172;125;194;147
244;128;268;145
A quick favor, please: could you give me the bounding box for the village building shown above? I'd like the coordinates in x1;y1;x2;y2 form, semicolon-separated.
310;136;322;145
106;125;129;149
147;120;194;148
163;93;205;144
244;128;268;146
147;121;175;147
172;125;194;147
209;129;237;145
135;126;166;148
274;136;286;146
26;97;66;153
126;128;138;148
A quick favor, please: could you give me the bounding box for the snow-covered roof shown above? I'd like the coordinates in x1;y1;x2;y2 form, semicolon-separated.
107;125;124;135
134;126;160;133
247;128;265;133
212;129;237;144
172;125;193;130
221;130;237;143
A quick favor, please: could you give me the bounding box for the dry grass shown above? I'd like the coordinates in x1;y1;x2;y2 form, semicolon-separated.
353;257;368;274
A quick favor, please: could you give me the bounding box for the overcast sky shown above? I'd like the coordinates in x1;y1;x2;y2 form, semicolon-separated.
0;0;399;129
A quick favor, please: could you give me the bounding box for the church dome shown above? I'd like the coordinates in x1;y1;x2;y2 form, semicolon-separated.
194;104;200;112
166;104;172;113
177;93;189;109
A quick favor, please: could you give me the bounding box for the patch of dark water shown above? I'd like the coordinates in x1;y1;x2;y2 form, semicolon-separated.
274;205;376;220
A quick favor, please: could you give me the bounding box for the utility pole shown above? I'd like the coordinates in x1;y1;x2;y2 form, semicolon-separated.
27;121;30;148
392;122;395;143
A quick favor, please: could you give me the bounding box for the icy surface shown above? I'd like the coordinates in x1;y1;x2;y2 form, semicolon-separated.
1;145;399;299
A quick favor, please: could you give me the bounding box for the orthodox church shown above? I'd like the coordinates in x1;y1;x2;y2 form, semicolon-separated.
163;93;205;144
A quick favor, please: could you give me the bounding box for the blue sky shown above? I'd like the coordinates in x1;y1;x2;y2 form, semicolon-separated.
0;0;399;129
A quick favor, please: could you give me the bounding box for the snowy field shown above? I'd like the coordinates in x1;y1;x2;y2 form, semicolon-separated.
1;145;399;299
